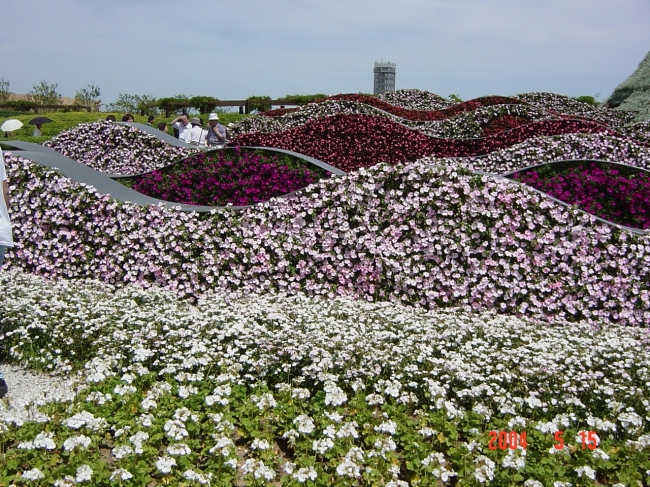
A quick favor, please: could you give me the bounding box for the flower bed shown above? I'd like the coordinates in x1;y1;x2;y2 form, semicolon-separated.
509;161;650;229
433;132;650;175
3;153;650;327
378;88;458;110
43;121;196;175
516;92;638;127
1;271;649;485
231;114;618;172
320;94;529;121
128;148;324;206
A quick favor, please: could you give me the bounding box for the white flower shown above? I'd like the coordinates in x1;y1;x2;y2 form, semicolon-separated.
164;419;188;440
575;466;596;480
418;427;437;437
168;443;192;456
33;432;56;450
337;421;359;439
336;459;361;478
21;468;45;480
324;381;347;406
293;415;316;434
183;469;213;485
592;448;610;461
114;384;137;396
324;411;343;422
293;466;318;483
251;438;271;450
63;435;92;451
112;445;134;459
110;469;134;481
524;480;543;487
312;437;335;454
375;420;397;435
137;413;155;427
156;455;177;474
291;388;311;400
76;464;93;482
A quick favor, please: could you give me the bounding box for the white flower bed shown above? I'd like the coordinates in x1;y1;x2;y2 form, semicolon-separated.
1;270;649;483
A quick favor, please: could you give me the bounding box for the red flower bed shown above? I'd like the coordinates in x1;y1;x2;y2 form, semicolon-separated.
481;115;531;137
230;114;618;172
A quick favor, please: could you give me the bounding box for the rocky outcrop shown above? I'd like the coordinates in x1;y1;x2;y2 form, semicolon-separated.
605;50;650;122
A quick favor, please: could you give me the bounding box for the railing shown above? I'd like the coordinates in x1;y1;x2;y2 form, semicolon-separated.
148;99;306;117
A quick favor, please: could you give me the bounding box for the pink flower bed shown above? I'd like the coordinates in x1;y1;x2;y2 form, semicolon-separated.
4;153;650;327
231;114;618;172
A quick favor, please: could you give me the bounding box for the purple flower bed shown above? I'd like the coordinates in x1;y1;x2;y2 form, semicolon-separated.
510;162;650;229
44;121;196;175
130;148;322;206
3;153;650;327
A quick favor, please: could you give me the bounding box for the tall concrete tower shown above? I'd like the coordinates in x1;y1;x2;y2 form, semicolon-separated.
373;62;396;95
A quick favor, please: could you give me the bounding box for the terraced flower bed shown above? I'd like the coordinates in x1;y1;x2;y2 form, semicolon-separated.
127;148;326;206
510;161;650;229
1;89;650;485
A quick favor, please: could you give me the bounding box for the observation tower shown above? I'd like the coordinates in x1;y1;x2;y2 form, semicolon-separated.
373;62;396;95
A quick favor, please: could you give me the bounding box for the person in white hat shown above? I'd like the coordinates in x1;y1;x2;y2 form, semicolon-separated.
206;113;228;147
0;147;14;398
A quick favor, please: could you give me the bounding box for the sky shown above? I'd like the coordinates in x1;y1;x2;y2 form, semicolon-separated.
1;0;649;107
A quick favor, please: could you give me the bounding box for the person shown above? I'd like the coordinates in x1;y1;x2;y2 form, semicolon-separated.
157;122;168;133
105;115;116;122
147;115;155;126
32;124;43;137
0;147;14;398
122;113;135;122
205;113;228;147
188;117;207;146
170;114;193;143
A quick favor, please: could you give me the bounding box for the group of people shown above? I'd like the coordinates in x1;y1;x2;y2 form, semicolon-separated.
170;113;228;147
105;113;229;148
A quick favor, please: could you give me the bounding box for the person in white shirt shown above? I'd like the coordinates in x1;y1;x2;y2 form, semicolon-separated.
170;115;193;143
188;117;208;147
0;147;13;398
32;124;43;137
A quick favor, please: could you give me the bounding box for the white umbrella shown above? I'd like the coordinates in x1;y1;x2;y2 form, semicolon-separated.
1;119;23;132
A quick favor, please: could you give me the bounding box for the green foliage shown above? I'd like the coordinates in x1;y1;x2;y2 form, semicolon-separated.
280;93;328;104
574;95;600;107
0;78;9;103
1;100;40;112
26;80;62;105
189;96;218;115
74;83;101;111
448;93;463;102
106;93;158;115
247;95;272;113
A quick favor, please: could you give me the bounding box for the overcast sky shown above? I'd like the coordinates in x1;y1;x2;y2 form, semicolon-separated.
2;0;649;106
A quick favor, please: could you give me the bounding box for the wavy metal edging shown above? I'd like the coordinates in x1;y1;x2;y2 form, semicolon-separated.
475;159;650;235
3;140;647;234
1;140;343;213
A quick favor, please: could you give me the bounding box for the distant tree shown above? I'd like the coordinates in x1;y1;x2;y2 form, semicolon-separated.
189;96;218;115
281;93;328;104
574;95;601;107
448;94;463;103
74;83;101;111
0;78;9;103
247;95;272;113
106;93;158;115
26;80;62;105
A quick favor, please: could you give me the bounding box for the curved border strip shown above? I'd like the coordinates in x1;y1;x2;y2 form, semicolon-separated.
1;140;342;213
3;140;648;233
119;122;198;148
